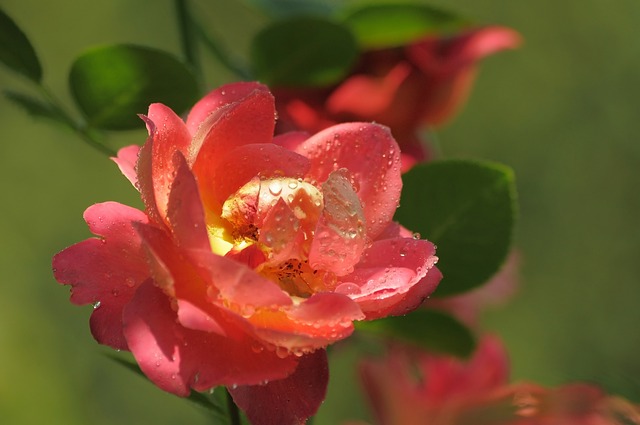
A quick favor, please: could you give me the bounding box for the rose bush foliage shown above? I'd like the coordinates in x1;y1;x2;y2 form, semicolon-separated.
52;82;441;425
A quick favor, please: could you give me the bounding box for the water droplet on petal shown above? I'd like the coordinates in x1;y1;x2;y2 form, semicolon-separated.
275;346;289;359
92;301;101;310
268;180;282;196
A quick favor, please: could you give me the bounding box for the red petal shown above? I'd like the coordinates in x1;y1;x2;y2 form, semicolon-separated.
308;170;367;276
338;238;439;318
296;123;402;239
229;349;329;425
166;151;210;252
52;202;149;350
210;143;310;207
189;85;276;214
111;145;140;188
122;281;299;396
186;82;268;136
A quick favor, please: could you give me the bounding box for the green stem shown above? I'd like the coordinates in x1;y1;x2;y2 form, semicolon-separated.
174;0;204;88
225;387;242;425
191;17;253;80
36;85;116;157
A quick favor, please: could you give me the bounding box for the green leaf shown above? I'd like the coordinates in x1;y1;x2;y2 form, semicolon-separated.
340;3;468;48
244;0;337;18
250;17;358;87
396;160;517;296
0;8;42;81
4;90;67;125
69;44;199;130
356;309;476;357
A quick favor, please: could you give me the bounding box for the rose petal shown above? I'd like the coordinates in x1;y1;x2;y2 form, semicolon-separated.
308;169;367;276
111;145;140;188
229;349;329;425
166;151;210;252
210;143;310;207
140;103;192;221
326;62;412;118
189;85;277;214
296;123;402;239
52;202;149;350
339;238;439;318
122;280;299;396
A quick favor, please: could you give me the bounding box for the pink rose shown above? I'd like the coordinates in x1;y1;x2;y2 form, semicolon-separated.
275;26;521;170
53;82;441;425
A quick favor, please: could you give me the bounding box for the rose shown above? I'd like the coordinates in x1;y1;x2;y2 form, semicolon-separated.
274;26;521;170
52;82;441;425
357;336;640;425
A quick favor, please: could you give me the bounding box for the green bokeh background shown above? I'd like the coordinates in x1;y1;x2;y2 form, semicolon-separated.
1;0;639;424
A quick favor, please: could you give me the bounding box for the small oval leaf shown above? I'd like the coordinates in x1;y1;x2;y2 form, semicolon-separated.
341;3;468;48
251;17;358;87
395;160;517;296
0;8;42;82
356;309;476;358
69;44;199;130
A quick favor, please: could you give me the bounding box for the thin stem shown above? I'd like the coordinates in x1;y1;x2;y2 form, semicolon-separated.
174;0;204;87
191;17;253;80
225;387;242;425
36;85;116;157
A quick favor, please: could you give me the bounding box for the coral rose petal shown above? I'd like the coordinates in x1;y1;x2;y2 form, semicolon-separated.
166;151;210;252
189;84;276;213
186;82;267;136
327;62;412;118
376;266;442;318
111;145;140;188
141;103;193;220
52;202;149;350
308;170;367;276
229;349;329;425
338;238;439;318
296;123;402;239
122;280;299;396
272;131;310;151
211;143;310;207
188;249;292;309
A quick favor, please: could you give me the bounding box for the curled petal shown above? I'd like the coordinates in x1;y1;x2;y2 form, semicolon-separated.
338;238;439;318
166;151;210;252
229;350;329;425
52;202;149;350
250;292;364;351
111;145;140;188
210;143;310;208
122;280;299;396
308;169;367;276
296;123;402;239
190;85;276;214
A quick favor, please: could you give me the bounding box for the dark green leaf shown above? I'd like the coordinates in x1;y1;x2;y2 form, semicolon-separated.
340;3;468;48
356;309;476;357
69;44;199;130
250;17;358;87
4;90;68;125
396;160;517;296
245;0;337;18
0;8;42;81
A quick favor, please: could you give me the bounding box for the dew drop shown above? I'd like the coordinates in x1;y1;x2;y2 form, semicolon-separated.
268;180;282;196
92;301;101;310
275;346;290;359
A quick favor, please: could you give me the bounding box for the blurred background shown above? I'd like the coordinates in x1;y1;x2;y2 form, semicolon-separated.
1;0;639;424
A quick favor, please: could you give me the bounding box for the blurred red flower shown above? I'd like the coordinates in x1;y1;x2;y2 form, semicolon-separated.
275;26;521;170
357;336;640;425
52;82;441;425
